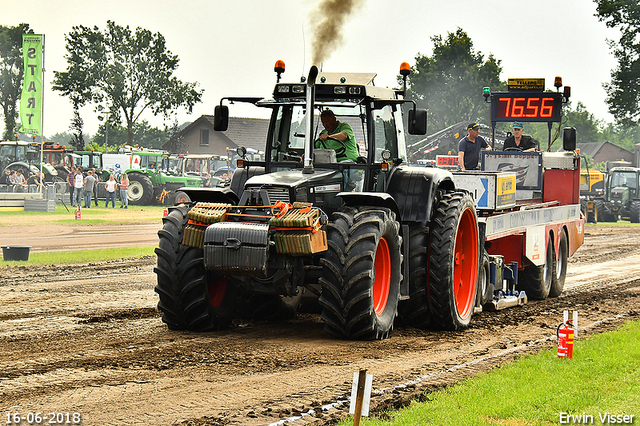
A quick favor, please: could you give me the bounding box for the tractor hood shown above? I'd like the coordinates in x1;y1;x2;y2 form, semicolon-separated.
243;168;343;206
244;168;341;189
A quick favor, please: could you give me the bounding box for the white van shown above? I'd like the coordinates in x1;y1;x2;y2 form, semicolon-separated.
102;153;131;174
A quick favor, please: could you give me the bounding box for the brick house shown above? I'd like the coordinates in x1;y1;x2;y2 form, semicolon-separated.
576;141;635;167
163;115;269;156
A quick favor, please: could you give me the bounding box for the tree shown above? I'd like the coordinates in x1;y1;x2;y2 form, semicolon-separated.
69;108;85;150
402;28;505;132
53;20;203;144
0;23;30;140
594;1;640;125
90;120;169;150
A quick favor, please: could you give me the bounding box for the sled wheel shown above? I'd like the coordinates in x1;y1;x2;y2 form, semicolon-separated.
518;232;555;300
549;231;568;298
479;253;492;306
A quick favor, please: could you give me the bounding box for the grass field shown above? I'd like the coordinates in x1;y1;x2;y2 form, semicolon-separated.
0;205;166;227
341;320;640;426
0;205;164;267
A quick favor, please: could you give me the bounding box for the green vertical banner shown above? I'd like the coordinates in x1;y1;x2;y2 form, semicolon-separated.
20;34;44;135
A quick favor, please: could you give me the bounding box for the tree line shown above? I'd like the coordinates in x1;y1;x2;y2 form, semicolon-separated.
1;4;639;154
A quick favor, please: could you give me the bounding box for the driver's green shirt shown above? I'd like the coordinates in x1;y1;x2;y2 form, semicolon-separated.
315;121;359;162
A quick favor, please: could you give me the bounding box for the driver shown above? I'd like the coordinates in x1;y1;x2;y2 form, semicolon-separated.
503;122;538;152
315;109;359;162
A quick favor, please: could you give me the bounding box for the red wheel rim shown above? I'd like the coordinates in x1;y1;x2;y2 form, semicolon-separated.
207;277;227;308
373;237;391;315
453;208;479;318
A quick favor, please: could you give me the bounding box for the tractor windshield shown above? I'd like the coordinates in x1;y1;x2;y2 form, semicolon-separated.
611;171;637;189
266;103;411;165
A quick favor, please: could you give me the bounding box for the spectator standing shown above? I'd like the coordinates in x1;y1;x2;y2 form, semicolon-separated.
8;170;17;192
458;123;491;171
74;167;84;208
14;169;27;193
27;170;45;193
68;166;76;206
91;168;100;206
119;173;129;209
1;169;11;190
83;170;96;208
104;174;118;208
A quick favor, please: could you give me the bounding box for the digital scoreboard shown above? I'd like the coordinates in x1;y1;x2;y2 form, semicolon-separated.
490;92;563;122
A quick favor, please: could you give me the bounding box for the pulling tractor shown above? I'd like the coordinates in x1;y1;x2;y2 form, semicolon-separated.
154;65;584;340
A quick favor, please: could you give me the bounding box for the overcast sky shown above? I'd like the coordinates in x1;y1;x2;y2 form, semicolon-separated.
0;0;620;139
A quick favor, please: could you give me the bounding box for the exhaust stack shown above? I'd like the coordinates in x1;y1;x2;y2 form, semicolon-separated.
303;65;319;173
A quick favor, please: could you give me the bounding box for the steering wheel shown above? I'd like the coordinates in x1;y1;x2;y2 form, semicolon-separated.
318;136;347;158
504;147;524;152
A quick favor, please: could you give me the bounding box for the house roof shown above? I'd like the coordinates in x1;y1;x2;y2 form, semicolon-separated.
577;141;633;157
164;115;270;153
202;115;269;153
576;141;608;158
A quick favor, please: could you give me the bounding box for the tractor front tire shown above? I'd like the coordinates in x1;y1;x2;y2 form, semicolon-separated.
630;200;640;223
172;190;191;206
154;206;236;331
128;173;154;205
428;191;479;330
319;206;402;340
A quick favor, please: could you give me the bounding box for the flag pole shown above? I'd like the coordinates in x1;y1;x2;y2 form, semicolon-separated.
39;34;45;196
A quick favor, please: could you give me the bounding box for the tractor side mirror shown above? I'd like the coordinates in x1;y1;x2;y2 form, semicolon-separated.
408;108;427;135
214;105;229;131
26;151;38;161
563;127;577;151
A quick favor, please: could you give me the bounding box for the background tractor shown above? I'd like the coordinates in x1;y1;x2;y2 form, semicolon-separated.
596;166;640;222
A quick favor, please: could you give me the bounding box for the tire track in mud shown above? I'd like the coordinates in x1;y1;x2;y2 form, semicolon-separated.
1;225;640;425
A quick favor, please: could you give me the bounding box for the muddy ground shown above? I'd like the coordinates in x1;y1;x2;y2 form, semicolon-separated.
1;224;639;426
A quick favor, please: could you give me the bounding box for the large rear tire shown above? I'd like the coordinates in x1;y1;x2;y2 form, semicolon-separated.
319;206;402;340
154;206;236;331
549;230;568;298
128;173;154;205
428;191;479;330
518;233;555;300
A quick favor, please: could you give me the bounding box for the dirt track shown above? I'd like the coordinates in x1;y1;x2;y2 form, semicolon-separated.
1;224;640;426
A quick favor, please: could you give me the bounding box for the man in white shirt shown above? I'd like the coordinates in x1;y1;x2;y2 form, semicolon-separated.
74;167;84;208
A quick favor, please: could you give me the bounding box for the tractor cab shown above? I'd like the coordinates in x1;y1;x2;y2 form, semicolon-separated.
213;62;427;209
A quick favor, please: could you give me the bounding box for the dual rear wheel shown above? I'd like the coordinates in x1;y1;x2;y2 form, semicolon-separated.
518;230;569;300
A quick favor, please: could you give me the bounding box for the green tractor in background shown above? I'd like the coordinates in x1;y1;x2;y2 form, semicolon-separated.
0;140;61;183
596;166;640;222
125;150;203;205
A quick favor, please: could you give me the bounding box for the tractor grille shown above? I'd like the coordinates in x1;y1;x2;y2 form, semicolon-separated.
265;187;291;203
245;186;291;204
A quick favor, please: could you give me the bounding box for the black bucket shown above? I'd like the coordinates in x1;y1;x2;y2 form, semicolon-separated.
1;246;31;261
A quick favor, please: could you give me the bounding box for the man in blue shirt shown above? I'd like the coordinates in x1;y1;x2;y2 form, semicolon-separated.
458;122;491;170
